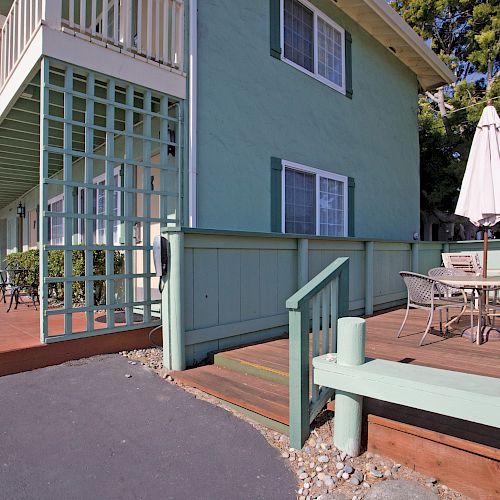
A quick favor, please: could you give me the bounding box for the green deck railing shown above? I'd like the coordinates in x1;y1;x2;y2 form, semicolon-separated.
313;317;500;457
286;256;349;449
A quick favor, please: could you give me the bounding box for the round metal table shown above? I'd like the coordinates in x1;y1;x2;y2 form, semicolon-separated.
437;275;500;345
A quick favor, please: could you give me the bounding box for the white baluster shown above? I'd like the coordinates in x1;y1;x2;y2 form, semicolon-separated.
79;0;86;32
68;0;74;28
146;0;152;58
170;0;176;64
102;0;108;41
136;0;142;53
113;0;118;44
91;0;96;36
176;0;183;67
155;0;160;60
162;0;169;64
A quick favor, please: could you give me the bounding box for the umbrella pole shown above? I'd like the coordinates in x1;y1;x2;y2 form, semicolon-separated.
483;226;488;278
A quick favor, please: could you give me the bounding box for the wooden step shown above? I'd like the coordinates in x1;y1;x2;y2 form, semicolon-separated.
214;338;289;385
171;365;289;427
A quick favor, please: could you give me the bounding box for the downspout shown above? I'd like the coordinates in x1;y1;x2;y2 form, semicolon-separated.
188;0;197;227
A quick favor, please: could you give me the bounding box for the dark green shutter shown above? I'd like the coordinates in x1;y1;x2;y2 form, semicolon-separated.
271;157;283;232
345;30;353;99
348;177;355;237
270;0;281;59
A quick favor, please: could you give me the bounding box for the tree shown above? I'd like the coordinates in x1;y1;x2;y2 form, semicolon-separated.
390;0;500;224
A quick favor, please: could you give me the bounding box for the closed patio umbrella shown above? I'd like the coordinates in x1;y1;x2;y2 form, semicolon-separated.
455;103;500;277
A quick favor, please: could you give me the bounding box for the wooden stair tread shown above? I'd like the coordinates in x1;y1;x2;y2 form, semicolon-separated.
171;365;289;425
216;339;289;375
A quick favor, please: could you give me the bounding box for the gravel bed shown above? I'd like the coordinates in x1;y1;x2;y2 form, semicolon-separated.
122;348;469;500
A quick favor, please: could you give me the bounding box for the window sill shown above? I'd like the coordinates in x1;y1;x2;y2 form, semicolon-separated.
281;56;346;96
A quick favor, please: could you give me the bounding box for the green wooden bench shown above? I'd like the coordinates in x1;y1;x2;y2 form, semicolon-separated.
312;317;500;456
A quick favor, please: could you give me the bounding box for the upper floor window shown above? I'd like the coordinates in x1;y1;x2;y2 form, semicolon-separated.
282;0;346;94
282;160;348;237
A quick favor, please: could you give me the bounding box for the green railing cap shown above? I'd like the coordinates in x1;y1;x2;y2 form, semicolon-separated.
286;257;349;310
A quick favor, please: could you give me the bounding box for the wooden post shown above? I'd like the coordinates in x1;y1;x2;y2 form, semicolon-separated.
364;241;374;316
333;317;366;457
297;238;309;288
162;231;185;371
411;242;419;274
289;303;310;449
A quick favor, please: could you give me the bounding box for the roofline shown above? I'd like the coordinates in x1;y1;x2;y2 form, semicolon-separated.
335;0;455;90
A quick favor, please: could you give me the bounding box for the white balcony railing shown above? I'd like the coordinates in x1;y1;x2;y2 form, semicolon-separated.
0;0;42;89
0;0;184;91
61;0;184;69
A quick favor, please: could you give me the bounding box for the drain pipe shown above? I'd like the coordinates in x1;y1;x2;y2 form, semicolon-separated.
188;0;197;228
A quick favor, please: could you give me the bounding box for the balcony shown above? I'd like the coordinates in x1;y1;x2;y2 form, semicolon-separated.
0;0;186;119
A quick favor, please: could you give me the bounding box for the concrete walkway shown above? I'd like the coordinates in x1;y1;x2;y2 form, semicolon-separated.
0;355;295;500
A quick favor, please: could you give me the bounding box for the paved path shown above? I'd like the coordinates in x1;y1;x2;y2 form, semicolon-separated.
0;355;295;500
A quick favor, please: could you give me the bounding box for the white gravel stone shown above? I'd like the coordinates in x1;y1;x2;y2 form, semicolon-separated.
342;472;350;480
318;455;329;463
336;462;345;470
323;476;334;487
299;473;309;480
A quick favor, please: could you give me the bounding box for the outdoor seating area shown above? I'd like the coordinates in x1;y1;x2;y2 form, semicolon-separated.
397;251;500;346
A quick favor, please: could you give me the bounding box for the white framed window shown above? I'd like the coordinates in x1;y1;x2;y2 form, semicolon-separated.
281;0;346;94
47;194;64;245
281;160;348;237
77;167;122;245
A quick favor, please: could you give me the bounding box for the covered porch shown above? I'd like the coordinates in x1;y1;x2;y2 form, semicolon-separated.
0;56;184;343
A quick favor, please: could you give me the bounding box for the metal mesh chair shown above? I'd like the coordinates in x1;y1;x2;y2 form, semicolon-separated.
397;271;467;346
428;267;469;328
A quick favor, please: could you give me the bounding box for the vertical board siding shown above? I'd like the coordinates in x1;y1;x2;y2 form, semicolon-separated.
192;248;219;329
373;244;411;304
240;249;261;321
183;248;194;330
218;249;242;324
177;232;447;364
259;250;279;316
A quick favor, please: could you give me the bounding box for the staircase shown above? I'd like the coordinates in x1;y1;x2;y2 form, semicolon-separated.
171;338;290;433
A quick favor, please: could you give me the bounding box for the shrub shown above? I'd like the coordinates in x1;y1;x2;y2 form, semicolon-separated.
4;248;125;304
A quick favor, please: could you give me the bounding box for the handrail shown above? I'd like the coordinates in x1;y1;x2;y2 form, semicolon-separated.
60;0;184;70
286;257;349;310
0;0;42;91
287;256;350;449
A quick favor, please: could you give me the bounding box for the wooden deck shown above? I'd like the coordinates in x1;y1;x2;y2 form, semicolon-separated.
0;303;161;376
173;308;500;425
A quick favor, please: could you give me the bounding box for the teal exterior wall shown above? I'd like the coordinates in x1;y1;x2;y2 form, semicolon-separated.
196;0;420;240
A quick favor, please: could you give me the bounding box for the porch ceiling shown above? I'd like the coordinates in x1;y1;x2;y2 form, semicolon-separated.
0;72;47;209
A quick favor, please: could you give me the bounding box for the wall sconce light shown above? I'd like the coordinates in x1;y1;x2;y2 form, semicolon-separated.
17;202;26;218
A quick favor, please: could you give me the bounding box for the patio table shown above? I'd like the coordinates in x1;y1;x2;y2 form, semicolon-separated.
437;275;500;345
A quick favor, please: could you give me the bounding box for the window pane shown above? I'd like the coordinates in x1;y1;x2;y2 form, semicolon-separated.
317;18;343;86
48;199;64;245
319;176;344;236
285;168;316;235
284;0;314;73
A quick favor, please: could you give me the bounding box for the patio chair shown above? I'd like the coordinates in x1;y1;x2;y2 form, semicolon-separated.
0;269;8;303
397;272;467;346
442;252;481;274
428;267;469;328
